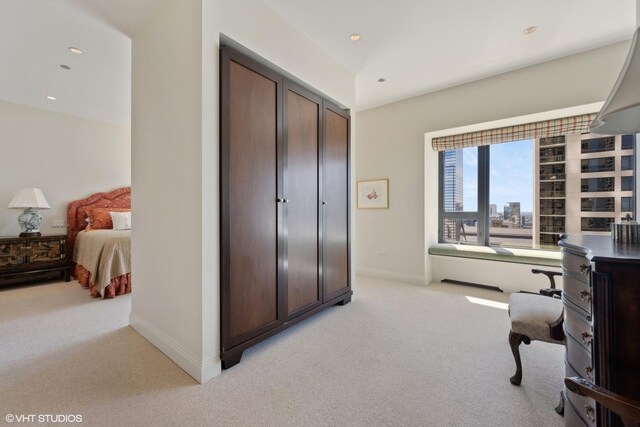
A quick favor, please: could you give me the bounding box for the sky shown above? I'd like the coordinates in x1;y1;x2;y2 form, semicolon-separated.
462;139;534;212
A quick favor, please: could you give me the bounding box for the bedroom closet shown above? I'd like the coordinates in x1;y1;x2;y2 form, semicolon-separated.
220;45;351;369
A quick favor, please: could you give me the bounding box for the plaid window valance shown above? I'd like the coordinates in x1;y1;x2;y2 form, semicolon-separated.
431;113;596;151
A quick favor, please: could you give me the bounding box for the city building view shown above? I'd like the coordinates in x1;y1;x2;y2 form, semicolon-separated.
442;133;636;248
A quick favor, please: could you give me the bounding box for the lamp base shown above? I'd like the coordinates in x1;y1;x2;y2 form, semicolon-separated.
17;208;43;237
19;231;41;238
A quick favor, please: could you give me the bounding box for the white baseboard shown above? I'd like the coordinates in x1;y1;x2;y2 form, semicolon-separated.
129;313;221;383
357;268;426;286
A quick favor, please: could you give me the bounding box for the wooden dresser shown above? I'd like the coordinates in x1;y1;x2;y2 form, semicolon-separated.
0;234;70;287
559;235;640;427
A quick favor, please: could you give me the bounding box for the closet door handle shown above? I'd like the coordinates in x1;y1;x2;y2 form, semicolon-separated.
322;201;327;205
283;199;289;203
276;198;284;203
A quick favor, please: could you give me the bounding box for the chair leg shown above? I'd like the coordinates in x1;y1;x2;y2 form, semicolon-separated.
509;330;529;385
555;391;565;415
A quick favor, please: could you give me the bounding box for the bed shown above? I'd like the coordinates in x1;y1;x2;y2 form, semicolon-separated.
67;187;131;298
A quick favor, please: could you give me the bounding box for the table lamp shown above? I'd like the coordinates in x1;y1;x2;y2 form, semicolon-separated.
8;188;51;237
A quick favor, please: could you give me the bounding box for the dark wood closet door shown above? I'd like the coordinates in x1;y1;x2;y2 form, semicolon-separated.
323;105;350;300
223;56;282;345
285;86;321;317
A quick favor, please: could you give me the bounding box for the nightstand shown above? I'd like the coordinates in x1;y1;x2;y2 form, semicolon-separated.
0;234;70;287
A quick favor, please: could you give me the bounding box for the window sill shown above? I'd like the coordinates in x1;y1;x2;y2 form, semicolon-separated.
428;243;561;268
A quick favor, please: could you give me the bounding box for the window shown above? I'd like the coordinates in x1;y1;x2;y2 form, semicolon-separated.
437;122;636;249
581;157;615;173
581;136;615;153
581;217;614;232
622;135;635;150
540;199;565;215
440;147;482;244
489;140;533;247
581;177;614;192
581;197;614;212
539;164;565;181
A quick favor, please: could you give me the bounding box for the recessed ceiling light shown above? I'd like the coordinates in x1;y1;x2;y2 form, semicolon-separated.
350;33;361;42
68;47;83;54
522;26;538;35
46;95;57;101
60;64;71;70
378;78;386;83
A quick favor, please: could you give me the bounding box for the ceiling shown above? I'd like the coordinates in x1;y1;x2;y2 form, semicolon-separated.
0;0;635;124
0;0;162;125
261;0;636;111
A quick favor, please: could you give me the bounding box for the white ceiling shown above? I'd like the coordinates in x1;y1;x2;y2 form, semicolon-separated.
261;0;636;111
0;0;162;126
0;0;636;123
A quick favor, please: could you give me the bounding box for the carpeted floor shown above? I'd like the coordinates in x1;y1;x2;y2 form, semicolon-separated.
0;276;564;426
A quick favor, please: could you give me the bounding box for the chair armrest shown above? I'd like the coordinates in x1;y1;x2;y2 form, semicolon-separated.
531;268;562;289
540;288;562;298
565;377;640;427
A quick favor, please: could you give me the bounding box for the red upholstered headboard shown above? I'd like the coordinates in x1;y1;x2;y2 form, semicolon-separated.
67;187;131;258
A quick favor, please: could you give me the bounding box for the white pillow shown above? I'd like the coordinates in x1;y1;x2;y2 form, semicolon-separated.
110;211;131;230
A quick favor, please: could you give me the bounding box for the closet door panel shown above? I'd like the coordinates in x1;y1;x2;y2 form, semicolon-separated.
227;59;279;340
323;107;350;299
286;88;320;316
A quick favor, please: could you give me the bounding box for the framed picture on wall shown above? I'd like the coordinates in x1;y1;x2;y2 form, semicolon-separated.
357;179;389;209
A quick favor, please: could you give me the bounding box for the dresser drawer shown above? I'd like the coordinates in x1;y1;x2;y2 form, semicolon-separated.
565;386;596;427
565;306;593;351
564;397;589;427
565;362;597;427
567;335;595;383
563;273;592;315
562;252;591;284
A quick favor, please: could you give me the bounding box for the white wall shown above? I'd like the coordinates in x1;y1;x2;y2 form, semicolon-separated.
356;41;631;288
0;101;130;236
131;0;355;383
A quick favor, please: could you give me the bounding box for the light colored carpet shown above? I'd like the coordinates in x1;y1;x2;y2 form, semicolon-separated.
0;277;564;427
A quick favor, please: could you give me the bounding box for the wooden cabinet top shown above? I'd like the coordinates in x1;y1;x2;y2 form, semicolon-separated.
559;234;640;264
0;234;66;242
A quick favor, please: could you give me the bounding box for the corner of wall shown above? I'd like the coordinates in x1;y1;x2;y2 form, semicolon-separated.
130;313;221;383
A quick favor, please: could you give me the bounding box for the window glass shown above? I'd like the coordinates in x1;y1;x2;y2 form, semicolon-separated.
621;197;634;212
442;219;478;244
581;197;614;212
443;147;477;212
489;140;533;247
581;157;615;173
581;177;614;192
581;217;614;232
622;176;634;191
621;155;634;171
622;135;635;150
581;136;615;153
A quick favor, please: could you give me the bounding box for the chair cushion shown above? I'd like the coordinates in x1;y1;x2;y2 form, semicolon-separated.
509;293;565;344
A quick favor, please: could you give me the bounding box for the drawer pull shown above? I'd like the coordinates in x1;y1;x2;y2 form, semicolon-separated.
585;365;594;381
581;332;593;346
580;290;592;303
580;264;590;275
585;405;596;423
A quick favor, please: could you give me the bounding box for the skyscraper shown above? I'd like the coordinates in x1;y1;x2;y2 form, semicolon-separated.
443;150;463;212
504;202;521;226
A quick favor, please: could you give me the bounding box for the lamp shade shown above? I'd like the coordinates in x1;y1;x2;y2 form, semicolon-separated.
8;188;51;209
590;26;640;134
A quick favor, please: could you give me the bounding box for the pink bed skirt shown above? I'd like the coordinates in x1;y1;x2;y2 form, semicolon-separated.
73;264;131;299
